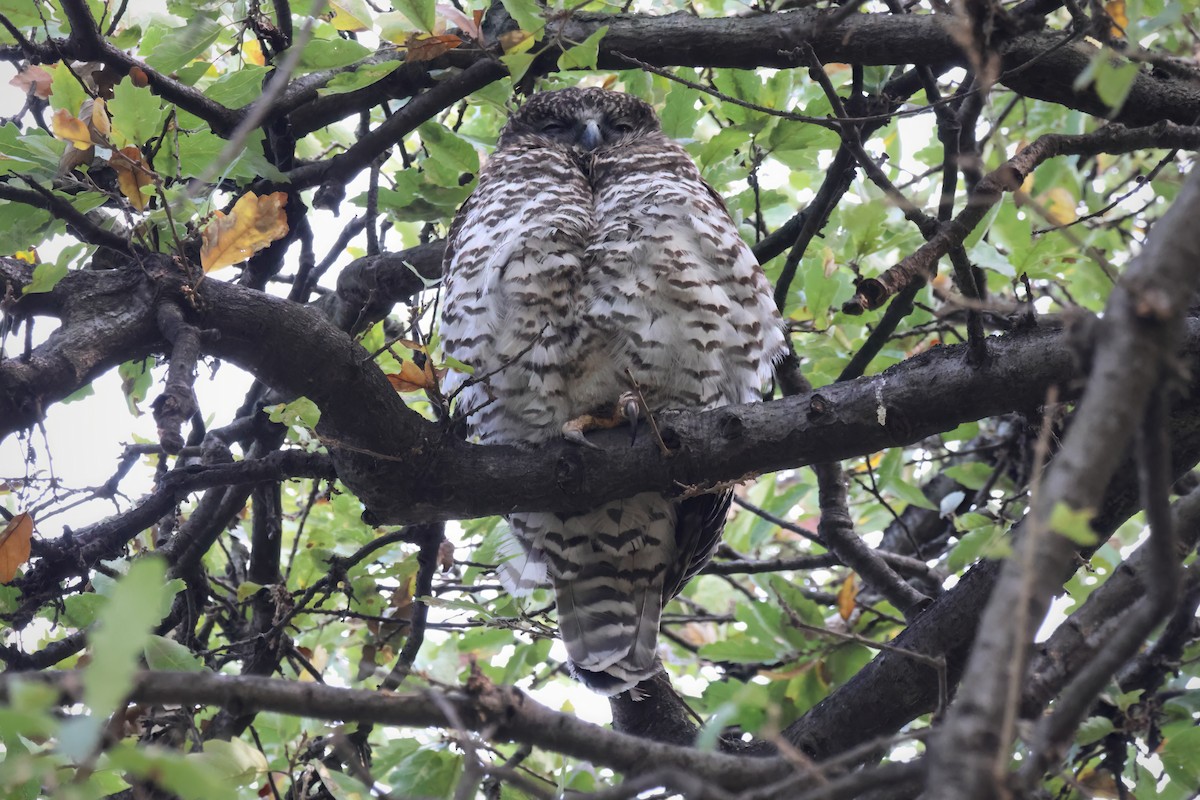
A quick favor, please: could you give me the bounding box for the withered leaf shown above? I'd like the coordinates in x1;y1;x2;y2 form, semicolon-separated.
404;33;462;63
200;191;290;272
110;146;154;212
0;512;33;584
10;65;52;98
836;573;858;621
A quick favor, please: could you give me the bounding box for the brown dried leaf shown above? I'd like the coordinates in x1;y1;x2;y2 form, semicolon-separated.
437;538;455;572
836;573;858;621
0;512;33;584
10;65;52;98
386;359;437;392
403;32;462;63
128;66;150;88
200;191;290;272
110;146;154;212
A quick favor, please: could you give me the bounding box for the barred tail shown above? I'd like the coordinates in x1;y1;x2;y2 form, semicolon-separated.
555;563;664;695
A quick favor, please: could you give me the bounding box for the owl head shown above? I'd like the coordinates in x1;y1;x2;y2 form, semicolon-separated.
499;87;661;151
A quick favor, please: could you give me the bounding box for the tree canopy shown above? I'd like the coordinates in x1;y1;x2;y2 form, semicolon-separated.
2;0;1200;798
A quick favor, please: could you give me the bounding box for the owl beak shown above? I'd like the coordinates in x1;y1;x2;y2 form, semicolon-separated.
579;120;603;151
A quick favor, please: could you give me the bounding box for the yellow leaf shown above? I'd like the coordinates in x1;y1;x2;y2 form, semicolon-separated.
89;97;110;137
499;29;535;55
243;38;265;66
52;108;93;150
14;249;37;264
0;512;33;584
1105;0;1127;37
1039;186;1078;226
327;0;371;31
110;146;154;212
200;192;290;272
836;573;858;621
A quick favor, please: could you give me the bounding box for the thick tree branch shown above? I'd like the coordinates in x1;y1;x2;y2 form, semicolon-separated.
925;149;1200;800
1;670;798;791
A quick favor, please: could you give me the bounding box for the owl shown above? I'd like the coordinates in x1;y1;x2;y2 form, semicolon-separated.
439;87;786;695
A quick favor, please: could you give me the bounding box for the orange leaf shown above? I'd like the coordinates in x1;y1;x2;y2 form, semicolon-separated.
110;146;154;212
1105;0;1127;36
836;573;858;621
386;359;436;392
200;191;290;272
0;512;34;584
128;66;150;88
52;108;94;150
404;33;462;63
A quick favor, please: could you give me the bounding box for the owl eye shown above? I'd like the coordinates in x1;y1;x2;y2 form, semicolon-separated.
540;121;571;134
612;122;635;134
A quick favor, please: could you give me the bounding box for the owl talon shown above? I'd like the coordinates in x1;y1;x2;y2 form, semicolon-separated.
562;420;603;449
620;391;642;445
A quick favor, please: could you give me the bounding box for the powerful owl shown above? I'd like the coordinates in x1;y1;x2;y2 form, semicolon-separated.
439;87;785;694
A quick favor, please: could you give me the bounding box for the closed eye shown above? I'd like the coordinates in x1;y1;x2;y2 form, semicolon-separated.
540;121;571;134
612;122;634;134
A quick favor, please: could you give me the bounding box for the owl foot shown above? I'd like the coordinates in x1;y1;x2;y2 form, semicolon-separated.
561;392;644;449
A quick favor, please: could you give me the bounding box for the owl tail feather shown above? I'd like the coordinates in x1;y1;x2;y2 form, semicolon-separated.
555;568;664;696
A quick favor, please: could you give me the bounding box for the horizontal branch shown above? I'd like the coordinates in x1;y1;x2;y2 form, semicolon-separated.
551;10;1200;127
1;670;795;791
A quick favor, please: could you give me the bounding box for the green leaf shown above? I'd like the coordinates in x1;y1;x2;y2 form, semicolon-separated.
186;738;268;787
500;52;536;84
62;557;171;760
391;0;436;33
236;581;265;602
0;124;64;177
318;61;403;97
558;26;607;71
107;742;231;800
62;592;105;627
203;65;271;109
144;635;206;672
63;383;96;403
698;637;781;663
1082;49;1139;112
659;75;704;139
1047;502;1098;546
265;396;322;429
22;260;68;295
770;575;826;628
119;358;153;415
501;0;543;34
419;122;479;187
143;16;222;74
386;746;461;797
1160;726;1200;791
943;462;995;491
947;524;1010;572
298;37;372;71
1075;715;1115;746
109;79;167;147
49;61;88;115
